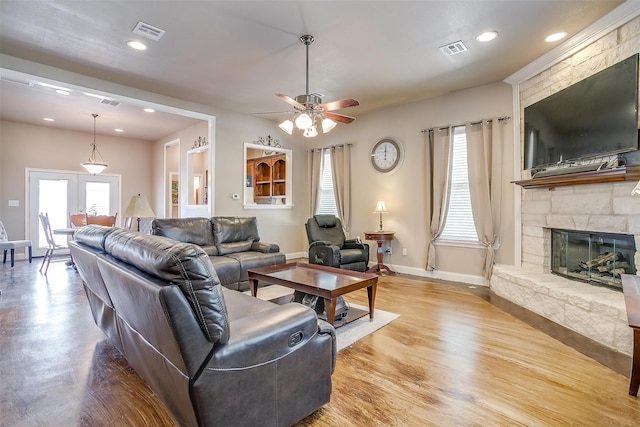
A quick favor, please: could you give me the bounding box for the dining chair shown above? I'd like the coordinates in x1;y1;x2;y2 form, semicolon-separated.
38;212;70;275
0;220;32;267
69;212;88;228
86;213;117;226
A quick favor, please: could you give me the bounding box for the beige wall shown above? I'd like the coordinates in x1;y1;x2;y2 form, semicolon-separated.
0;120;153;240
302;81;515;282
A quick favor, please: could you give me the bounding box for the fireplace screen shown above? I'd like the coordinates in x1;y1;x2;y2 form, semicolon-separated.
551;229;637;291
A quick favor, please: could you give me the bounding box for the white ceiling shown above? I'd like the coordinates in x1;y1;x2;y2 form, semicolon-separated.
0;0;628;141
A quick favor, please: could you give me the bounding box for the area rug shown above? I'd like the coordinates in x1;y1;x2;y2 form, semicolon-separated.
245;285;400;351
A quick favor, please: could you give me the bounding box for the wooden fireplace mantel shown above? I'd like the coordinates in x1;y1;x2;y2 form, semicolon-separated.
512;165;640;189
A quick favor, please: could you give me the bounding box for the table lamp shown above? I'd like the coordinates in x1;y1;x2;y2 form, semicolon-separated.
373;200;388;231
124;194;156;231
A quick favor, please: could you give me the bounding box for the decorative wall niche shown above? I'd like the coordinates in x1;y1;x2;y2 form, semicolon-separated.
243;140;292;209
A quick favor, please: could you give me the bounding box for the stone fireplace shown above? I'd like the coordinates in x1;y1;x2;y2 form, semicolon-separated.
491;179;640;356
492;16;640;356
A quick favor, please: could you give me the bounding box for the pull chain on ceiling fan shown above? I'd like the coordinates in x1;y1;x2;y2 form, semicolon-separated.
276;35;359;138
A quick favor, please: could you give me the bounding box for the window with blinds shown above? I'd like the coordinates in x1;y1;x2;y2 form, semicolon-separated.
439;126;479;241
315;150;338;216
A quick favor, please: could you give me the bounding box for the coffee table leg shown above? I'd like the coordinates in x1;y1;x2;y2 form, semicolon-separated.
324;298;336;327
367;284;377;321
250;278;259;297
630;328;640;396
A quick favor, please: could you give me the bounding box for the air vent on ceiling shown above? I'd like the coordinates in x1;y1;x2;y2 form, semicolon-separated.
99;99;121;107
132;21;165;41
439;41;468;56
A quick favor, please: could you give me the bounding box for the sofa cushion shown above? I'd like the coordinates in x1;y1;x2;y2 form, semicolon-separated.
212;217;260;244
104;230;230;344
217;240;253;255
73;224;118;251
153;218;215;247
209;256;241;288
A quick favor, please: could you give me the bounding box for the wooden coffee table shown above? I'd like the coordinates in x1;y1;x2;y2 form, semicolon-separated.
248;262;378;327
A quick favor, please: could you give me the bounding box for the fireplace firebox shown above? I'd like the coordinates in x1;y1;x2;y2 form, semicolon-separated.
551;229;637;291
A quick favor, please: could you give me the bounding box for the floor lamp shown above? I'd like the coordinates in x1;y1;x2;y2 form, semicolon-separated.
123;194;156;232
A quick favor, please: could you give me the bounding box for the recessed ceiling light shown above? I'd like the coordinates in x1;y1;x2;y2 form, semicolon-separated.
114;128;124;133
476;31;498;42
545;32;567;42
43;117;55;122
36;82;68;91
127;40;147;50
144;108;155;113
83;92;111;100
55;89;70;95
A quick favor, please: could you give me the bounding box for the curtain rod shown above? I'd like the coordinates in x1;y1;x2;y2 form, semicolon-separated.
421;116;510;133
308;143;353;152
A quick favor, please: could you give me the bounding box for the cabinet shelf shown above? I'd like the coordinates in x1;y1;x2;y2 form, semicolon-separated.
512;166;640;189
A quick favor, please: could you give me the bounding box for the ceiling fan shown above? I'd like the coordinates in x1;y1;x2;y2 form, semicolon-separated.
275;35;359;138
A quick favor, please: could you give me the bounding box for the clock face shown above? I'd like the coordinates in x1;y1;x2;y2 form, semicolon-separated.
371;138;402;172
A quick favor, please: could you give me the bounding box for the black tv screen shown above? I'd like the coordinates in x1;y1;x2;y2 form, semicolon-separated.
524;53;639;170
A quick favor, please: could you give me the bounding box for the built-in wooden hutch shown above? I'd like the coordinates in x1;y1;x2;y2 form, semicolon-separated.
246;153;287;204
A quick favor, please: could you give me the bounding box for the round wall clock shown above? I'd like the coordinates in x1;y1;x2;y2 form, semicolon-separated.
370;137;403;173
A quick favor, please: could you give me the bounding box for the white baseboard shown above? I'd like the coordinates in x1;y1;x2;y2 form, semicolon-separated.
283;254;488;287
285;252;307;261
374;263;489;287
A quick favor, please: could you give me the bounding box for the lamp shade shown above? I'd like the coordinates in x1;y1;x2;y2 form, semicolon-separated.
322;117;337;133
295;113;312;130
278;119;294;135
373;200;388;214
124;194;156;219
633;180;640;196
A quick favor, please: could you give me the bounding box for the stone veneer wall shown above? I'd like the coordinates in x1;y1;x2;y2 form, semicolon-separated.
491;16;640;356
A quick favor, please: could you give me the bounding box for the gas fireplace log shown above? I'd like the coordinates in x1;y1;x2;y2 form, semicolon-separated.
584;252;615;268
611;268;626;278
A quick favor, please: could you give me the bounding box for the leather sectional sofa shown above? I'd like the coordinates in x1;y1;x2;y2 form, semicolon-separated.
152;217;285;291
69;225;336;427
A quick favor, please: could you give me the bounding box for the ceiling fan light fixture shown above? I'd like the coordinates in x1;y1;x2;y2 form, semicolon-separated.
81;114;109;175
279;119;294;135
303;125;318;138
295;113;312;130
322;117;337;133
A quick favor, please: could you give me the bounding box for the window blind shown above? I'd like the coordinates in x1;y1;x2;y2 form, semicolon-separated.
316;150;338;216
440;126;479;241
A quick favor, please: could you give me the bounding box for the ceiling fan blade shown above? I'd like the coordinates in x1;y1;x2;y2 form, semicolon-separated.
320;98;359;111
325;112;355;124
252;111;294;116
275;93;305;109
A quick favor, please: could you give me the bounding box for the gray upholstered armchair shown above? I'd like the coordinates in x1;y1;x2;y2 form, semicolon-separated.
305;215;369;272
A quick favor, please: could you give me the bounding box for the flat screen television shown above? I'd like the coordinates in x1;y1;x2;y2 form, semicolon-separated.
524;53;639;170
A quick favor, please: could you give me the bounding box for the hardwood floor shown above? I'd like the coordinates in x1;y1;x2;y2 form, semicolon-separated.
1;259;639;426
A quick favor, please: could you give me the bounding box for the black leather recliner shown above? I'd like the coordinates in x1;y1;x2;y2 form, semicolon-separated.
305;215;369;272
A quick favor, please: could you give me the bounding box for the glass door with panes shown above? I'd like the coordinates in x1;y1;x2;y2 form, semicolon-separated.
28;170;119;256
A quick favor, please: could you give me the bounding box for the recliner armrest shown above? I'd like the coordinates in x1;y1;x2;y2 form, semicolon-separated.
343;240;369;251
208;303;323;369
250;241;280;253
308;244;341;267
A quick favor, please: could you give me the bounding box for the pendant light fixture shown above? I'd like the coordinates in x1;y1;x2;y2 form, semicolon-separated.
81;113;108;175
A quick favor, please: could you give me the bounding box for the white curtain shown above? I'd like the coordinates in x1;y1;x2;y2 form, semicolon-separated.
425;127;452;271
465;119;504;278
330;144;352;233
308;148;324;216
